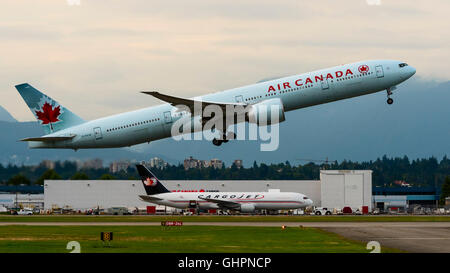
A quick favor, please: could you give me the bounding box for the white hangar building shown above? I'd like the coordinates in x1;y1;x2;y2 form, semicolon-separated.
44;170;372;211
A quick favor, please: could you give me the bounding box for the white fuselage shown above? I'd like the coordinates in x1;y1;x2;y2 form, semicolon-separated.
30;59;416;149
143;191;313;210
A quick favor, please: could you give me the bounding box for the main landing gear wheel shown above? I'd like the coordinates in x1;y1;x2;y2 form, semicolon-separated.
212;132;236;146
387;97;394;105
212;138;222;146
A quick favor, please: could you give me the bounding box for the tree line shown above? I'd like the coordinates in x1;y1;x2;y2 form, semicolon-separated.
0;155;448;188
1;155;450;203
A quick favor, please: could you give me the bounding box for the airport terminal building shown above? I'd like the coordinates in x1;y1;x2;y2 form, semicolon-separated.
43;170;373;212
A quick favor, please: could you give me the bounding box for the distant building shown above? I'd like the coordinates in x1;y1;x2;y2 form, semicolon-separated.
40;160;55;170
74;160;83;170
184;156;202;170
82;158;103;170
43;170;373;211
210;159;223;169
372;186;441;210
110;161;130;173
148;157;168;169
0;193;44;209
446;197;450;206
233;159;243;169
184;156;223;170
201;160;211;168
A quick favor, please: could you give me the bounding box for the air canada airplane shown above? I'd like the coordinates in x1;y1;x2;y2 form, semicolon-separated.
15;59;415;149
136;164;313;212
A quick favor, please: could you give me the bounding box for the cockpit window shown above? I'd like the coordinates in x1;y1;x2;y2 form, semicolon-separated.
399;63;408;68
303;196;309;200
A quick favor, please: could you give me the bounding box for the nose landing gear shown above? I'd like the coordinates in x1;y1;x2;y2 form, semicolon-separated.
386;88;394;105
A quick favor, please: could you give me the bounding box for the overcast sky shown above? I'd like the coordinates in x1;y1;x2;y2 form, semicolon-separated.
1;0;449;121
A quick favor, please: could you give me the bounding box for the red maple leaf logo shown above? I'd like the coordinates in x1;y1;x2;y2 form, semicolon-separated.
35;102;61;130
144;177;158;186
358;65;369;73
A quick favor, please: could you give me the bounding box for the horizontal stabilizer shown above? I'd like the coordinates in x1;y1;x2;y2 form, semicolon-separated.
20;135;76;142
139;195;163;202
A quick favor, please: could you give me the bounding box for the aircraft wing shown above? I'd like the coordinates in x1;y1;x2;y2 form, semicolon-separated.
20;135;76;142
198;197;241;209
139;195;163;202
142;91;247;112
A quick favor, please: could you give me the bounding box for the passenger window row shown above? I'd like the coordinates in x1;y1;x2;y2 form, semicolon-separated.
261;84;314;98
107;118;161;132
245;96;263;101
174;112;189;117
336;72;373;82
279;85;313;94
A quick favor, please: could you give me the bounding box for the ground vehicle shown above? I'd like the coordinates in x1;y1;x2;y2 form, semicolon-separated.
183;210;193;216
292;209;304;215
17;208;33;215
107;207;131;215
342;206;353;214
32;208;41;214
311;207;332;215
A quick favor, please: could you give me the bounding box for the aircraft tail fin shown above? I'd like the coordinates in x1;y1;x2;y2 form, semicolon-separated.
136;164;170;195
15;83;85;134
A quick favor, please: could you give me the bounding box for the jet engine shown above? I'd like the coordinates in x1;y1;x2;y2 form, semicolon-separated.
240;203;256;213
247;98;286;126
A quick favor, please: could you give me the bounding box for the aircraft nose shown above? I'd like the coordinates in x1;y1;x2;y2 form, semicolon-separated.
409;66;416;77
401;65;416;80
307;199;313;206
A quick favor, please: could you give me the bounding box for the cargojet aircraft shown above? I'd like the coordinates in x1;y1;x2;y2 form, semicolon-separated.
136;164;313;212
15;60;415;149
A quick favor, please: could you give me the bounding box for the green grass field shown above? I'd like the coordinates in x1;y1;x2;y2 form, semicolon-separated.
0;225;402;253
0;215;449;222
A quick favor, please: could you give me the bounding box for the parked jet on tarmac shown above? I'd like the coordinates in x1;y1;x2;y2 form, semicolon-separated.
15;60;415;149
136;164;313;212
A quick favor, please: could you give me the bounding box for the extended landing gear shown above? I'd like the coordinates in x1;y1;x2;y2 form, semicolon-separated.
212;132;236;146
386;88;394;105
212;138;222;146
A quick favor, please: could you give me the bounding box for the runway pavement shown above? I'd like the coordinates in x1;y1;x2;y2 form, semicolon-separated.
1;221;450;227
1;221;449;252
321;224;450;253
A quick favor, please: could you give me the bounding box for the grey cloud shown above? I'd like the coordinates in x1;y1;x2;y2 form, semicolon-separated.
70;28;141;37
91;0;311;21
0;25;62;41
